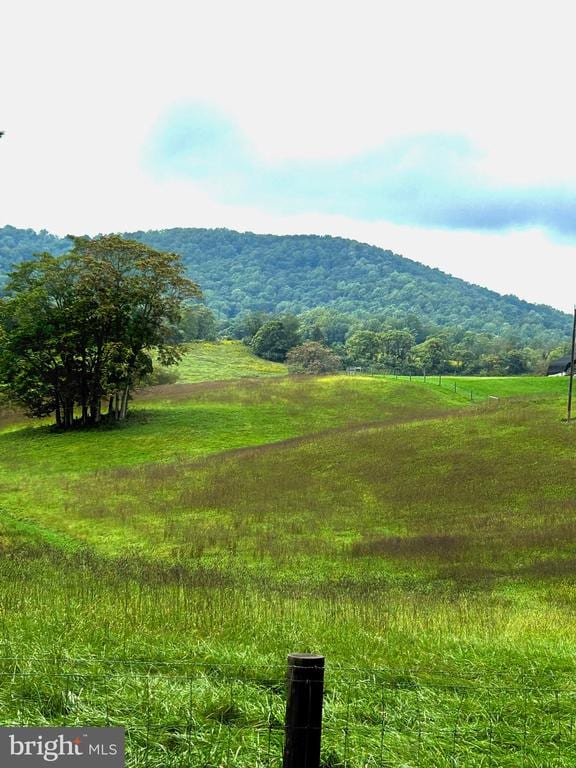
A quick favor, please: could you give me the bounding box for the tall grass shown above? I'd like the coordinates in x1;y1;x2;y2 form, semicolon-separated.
1;551;576;765
1;372;576;765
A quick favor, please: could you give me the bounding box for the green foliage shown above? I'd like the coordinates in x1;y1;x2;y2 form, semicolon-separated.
1;227;570;376
345;330;382;366
223;310;273;341
410;336;450;373
298;308;358;345
174;304;217;341
0;226;69;293
1;225;570;344
380;328;415;367
250;317;300;361
0;235;199;428
285;342;342;374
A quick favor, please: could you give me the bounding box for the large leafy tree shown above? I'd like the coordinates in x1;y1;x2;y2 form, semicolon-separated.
0;235;200;429
410;336;449;374
250;317;300;362
380;329;415;369
344;330;382;366
174;305;218;342
286;342;342;374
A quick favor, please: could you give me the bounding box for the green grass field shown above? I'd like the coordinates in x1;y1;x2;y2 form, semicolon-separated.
156;339;287;383
0;343;575;766
390;371;572;400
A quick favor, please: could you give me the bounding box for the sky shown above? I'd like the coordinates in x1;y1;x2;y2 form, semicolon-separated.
1;0;575;314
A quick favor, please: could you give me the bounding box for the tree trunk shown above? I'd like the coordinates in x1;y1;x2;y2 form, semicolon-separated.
89;397;102;424
63;400;74;430
89;343;104;424
80;355;88;425
119;383;130;420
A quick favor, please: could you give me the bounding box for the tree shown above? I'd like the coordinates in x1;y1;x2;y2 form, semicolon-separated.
0;235;200;429
224;311;272;341
345;330;382;366
286;342;342;374
380;329;415;369
498;349;529;375
250;318;300;361
298;308;356;346
410;337;449;374
175;305;218;342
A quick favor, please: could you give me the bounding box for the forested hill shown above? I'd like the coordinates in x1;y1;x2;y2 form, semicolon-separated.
0;225;570;343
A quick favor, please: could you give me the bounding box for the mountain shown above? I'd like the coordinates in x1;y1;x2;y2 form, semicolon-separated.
0;225;570;343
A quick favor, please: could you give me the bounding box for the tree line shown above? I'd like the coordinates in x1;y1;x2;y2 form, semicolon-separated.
141;302;570;376
218;309;570;376
1;225;570;346
0;236;570;432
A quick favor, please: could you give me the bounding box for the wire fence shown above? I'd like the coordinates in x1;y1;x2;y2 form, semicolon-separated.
1;657;575;767
350;366;490;403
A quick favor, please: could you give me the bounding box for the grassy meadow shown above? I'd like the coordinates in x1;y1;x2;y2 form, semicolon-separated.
0;344;575;766
153;340;287;384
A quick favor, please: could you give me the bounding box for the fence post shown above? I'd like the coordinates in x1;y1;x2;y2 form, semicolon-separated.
283;653;325;768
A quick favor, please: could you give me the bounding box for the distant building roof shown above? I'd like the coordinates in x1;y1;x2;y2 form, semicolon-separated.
547;355;574;375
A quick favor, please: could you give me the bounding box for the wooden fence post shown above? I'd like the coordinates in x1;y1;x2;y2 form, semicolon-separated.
283;653;325;768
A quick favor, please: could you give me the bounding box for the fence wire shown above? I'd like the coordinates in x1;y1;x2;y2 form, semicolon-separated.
0;657;574;767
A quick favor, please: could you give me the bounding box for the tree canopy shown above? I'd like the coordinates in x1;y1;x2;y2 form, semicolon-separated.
0;226;570;345
0;235;200;429
250;317;300;362
286;342;342;374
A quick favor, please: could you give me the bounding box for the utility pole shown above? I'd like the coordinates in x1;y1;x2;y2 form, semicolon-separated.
567;306;576;421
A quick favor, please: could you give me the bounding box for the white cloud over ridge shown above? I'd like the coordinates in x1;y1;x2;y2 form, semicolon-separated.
146;105;576;238
1;0;575;313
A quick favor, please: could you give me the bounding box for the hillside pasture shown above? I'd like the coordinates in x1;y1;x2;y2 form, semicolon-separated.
1;370;576;765
156;340;287;383
401;372;571;400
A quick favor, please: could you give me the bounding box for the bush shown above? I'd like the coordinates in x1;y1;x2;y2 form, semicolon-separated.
250;319;300;361
286;342;342;374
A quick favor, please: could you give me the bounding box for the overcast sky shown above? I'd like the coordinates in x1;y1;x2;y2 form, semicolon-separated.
2;0;575;314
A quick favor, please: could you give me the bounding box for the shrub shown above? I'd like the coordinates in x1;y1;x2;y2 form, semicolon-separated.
286;342;342;374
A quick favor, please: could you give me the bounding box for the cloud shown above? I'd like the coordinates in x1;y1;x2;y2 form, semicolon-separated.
146;105;576;237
